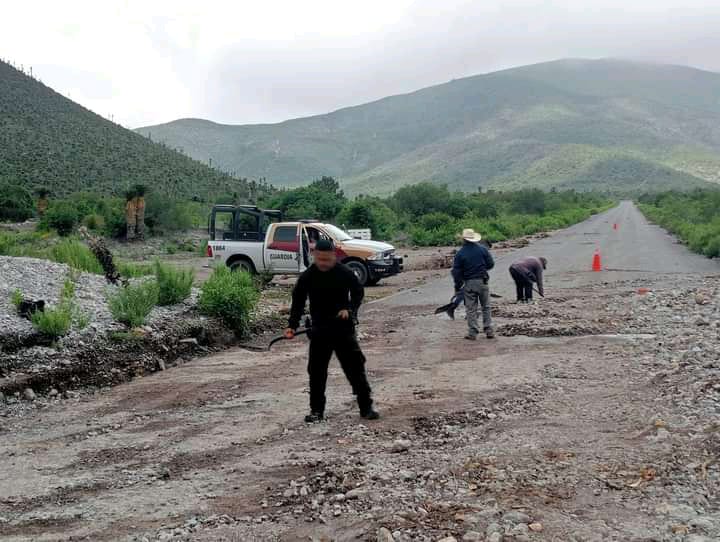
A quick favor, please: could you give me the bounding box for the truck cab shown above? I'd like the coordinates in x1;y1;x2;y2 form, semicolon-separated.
207;205;403;286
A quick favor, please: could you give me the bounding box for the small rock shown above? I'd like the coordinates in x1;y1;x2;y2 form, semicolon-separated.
0;392;4;403
486;523;501;536
389;439;412;453
503;510;531;524
48;388;59;397
462;532;482;542
346;488;366;500
437;537;457;542
528;522;543;532
377;527;394;542
333;493;346;503
23;388;36;401
488;533;502;542
695;294;708;305
399;469;416;481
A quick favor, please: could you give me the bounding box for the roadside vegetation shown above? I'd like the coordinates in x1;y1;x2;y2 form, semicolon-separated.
199;266;259;335
108;281;160;328
12;275;89;340
638;189;720;257
263;178;612;246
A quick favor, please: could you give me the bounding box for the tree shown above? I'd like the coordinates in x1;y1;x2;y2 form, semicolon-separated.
0;184;34;222
36;187;50;216
125;184;148;241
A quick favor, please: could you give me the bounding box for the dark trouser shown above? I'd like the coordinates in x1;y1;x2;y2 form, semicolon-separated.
464;278;492;336
509;267;533;301
308;330;373;415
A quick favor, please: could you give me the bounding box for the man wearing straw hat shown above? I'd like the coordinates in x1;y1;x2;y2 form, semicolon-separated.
452;228;496;340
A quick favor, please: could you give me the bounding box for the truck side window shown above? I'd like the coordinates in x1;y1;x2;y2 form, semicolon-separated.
273;226;297;243
214;211;235;241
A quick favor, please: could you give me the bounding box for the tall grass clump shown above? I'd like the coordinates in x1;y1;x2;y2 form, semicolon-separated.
154;260;194;305
51;239;102;274
198;266;259;335
108;280;159;328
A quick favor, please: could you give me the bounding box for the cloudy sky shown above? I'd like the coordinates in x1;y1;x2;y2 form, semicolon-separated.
2;0;719;128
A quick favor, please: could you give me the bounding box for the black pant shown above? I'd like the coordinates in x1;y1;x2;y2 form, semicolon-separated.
308;330;373;414
509;267;533;301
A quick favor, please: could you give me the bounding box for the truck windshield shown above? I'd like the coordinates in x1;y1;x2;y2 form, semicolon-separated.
322;224;353;241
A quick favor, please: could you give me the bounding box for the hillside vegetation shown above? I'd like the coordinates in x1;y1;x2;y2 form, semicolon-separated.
638;190;720;257
0;60;265;201
137;59;720;194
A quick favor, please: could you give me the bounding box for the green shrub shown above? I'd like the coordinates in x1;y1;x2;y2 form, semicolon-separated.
45;202;80;236
108;280;160;327
0;184;34;222
198;265;259;334
82;213;106;231
31;304;73;339
154;260;194;305
51;239;102;274
10;289;23;308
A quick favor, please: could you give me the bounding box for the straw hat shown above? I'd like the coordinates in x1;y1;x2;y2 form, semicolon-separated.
461;228;482;242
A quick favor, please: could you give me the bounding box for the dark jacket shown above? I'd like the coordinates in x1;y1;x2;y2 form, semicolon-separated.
288;263;364;331
452;241;495;291
509;257;545;296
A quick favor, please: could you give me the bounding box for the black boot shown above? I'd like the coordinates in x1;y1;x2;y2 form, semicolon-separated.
360;408;380;420
304;412;324;423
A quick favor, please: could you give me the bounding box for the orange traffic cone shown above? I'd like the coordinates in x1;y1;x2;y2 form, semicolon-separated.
592;250;602;272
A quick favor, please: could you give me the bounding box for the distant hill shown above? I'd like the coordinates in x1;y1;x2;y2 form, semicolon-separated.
137;59;720;195
0;60;258;201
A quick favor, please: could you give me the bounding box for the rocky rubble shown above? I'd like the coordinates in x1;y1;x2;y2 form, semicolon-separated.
129;278;720;542
0;256;285;409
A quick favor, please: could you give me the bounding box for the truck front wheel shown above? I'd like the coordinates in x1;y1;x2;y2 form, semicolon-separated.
345;260;368;286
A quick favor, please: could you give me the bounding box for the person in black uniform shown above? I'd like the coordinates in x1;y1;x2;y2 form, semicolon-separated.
284;239;379;423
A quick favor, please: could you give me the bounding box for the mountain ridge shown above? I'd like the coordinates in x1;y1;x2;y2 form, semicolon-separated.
135;58;720;194
0;60;257;201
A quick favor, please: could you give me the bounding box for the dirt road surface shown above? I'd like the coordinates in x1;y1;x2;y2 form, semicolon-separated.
3;201;720;542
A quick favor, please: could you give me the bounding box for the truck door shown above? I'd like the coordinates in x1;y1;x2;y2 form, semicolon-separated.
265;224;303;273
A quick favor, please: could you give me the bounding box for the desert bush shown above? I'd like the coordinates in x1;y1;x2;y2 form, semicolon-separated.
30;277;86;339
198;265;259;334
154;260;194;305
31;304;73;338
108;280;159;327
44;202;80;236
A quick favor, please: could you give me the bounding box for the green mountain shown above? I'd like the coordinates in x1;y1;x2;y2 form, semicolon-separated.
137;59;720;195
0;60;257;201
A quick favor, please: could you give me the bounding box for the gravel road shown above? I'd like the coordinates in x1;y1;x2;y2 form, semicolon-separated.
2;202;720;542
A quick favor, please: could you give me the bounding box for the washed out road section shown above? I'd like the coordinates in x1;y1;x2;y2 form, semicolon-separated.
1;201;719;541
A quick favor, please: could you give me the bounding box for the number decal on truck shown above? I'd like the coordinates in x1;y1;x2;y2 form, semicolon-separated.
269;253;294;260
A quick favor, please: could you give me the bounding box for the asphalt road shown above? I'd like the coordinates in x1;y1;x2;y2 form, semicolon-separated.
383;200;719;307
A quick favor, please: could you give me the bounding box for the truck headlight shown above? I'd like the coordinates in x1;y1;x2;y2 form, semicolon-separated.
368;252;384;261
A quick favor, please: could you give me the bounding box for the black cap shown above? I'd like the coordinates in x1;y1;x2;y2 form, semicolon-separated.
315;239;335;252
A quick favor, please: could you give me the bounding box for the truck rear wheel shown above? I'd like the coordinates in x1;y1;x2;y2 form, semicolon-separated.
345;260;368;286
229;258;256;274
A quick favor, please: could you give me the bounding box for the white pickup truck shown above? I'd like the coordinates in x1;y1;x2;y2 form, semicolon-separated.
206;205;403;286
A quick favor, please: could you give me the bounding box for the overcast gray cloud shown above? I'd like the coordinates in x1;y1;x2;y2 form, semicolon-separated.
2;0;719;128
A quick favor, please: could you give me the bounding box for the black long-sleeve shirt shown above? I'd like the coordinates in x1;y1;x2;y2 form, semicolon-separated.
452;241;495;291
288;263;364;330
